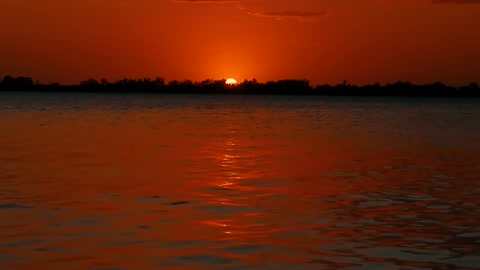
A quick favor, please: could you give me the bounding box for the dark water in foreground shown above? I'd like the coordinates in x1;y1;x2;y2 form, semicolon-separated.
1;92;479;269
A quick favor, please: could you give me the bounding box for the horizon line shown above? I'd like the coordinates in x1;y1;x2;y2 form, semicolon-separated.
1;75;479;88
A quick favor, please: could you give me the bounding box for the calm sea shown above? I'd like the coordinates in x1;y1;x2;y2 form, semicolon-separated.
1;92;479;269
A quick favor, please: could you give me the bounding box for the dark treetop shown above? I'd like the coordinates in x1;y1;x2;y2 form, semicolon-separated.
1;76;479;97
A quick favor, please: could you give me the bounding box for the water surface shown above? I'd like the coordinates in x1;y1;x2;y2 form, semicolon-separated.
1;92;479;269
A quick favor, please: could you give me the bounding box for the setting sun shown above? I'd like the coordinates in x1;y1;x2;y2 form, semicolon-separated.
225;78;238;85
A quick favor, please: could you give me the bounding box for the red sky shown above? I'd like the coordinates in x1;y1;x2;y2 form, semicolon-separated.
1;0;479;86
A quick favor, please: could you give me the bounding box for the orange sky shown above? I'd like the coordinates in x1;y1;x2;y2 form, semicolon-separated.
1;0;479;86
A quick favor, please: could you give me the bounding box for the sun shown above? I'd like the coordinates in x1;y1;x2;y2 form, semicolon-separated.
225;78;238;85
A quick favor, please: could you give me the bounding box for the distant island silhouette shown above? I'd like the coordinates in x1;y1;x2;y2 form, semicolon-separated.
1;75;479;97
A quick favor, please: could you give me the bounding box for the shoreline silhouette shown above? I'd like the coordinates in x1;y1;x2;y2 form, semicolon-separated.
1;75;479;97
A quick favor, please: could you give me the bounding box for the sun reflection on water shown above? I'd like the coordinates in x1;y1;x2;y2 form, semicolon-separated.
193;133;280;244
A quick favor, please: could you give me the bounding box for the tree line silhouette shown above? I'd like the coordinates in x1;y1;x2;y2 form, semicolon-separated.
1;75;479;97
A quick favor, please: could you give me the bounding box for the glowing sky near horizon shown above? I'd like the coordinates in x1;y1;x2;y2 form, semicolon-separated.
1;0;479;85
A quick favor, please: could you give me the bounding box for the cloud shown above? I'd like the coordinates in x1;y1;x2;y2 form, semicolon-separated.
432;0;480;3
249;10;329;21
173;0;329;21
173;0;246;9
376;0;480;5
174;0;237;2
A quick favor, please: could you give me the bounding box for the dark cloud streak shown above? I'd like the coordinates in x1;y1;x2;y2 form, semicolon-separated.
432;0;480;3
174;0;238;2
249;10;328;20
173;0;246;10
173;0;328;21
